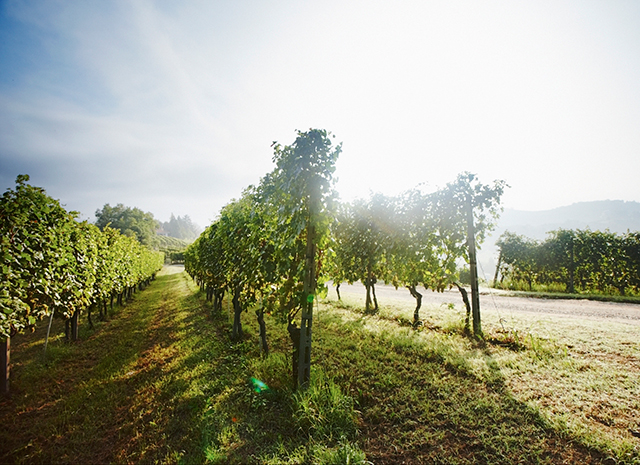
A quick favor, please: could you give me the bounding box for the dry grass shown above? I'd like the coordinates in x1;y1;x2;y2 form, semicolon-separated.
329;290;640;462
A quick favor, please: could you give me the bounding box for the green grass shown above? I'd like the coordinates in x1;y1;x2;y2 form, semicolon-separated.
0;268;365;464
1;268;639;464
499;289;640;304
326;291;640;463
1;266;218;463
493;280;640;304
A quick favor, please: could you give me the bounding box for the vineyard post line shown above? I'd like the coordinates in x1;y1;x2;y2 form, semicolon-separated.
1;337;9;394
298;222;316;389
466;195;481;337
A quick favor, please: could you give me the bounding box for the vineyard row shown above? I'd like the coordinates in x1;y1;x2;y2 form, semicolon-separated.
1;175;164;392
496;229;640;295
184;129;506;387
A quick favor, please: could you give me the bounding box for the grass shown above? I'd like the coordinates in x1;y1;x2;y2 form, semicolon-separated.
0;267;365;464
1;267;639;464
500;290;640;305
327;291;640;463
492;280;640;304
1;266;219;463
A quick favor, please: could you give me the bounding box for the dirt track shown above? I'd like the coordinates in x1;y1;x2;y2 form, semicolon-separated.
330;283;640;326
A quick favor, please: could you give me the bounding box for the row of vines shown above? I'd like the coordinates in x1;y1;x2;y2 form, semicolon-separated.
1;175;164;392
185;129;506;388
495;229;640;295
186;129;340;387
327;177;504;328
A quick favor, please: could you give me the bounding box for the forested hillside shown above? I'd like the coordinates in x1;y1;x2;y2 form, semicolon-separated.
498;200;640;239
478;201;640;280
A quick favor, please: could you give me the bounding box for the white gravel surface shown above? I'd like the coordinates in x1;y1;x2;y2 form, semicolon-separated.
330;283;640;326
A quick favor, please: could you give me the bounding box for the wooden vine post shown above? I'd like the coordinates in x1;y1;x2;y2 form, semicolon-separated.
568;234;576;294
1;337;9;394
296;132;327;389
298;221;316;389
493;250;502;284
71;310;79;341
466;196;482;337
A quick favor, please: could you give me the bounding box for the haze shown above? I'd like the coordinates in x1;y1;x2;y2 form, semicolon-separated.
1;0;639;228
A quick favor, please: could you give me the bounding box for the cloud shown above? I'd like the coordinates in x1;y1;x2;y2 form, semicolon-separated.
1;0;639;228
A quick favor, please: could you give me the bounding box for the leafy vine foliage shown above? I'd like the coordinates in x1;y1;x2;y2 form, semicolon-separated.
185;129;341;385
328;172;506;332
1;175;164;339
187;131;506;384
496;229;640;295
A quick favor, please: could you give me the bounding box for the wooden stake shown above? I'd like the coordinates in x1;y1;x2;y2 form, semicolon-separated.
1;337;9;394
298;223;316;389
467;197;481;337
71;310;79;341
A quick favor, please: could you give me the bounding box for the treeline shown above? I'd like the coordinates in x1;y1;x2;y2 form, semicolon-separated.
185;129;506;387
160;213;200;242
94;203;195;264
495;229;640;295
1;175;164;391
95;204;200;245
95;203;159;247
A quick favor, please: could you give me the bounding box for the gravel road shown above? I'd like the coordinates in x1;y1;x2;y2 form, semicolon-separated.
330;283;640;326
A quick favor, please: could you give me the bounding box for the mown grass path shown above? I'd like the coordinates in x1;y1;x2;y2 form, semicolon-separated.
1;266;638;464
0;266;235;464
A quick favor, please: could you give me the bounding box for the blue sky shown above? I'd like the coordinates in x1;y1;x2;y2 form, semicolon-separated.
1;0;639;228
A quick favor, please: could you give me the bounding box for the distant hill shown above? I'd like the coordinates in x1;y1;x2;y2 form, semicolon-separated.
495;200;640;240
477;200;640;282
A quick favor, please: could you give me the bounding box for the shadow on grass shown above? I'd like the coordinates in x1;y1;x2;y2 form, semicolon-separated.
164;287;635;464
0;271;226;464
1;271;631;464
312;307;620;465
160;287;628;464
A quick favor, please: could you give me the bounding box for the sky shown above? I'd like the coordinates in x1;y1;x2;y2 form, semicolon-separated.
1;0;639;229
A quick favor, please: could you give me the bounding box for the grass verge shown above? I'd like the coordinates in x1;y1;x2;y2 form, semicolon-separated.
491;288;640;305
1;267;638;464
0;267;364;464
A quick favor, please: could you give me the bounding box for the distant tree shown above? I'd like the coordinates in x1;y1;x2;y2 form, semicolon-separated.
161;214;200;241
95;203;159;247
